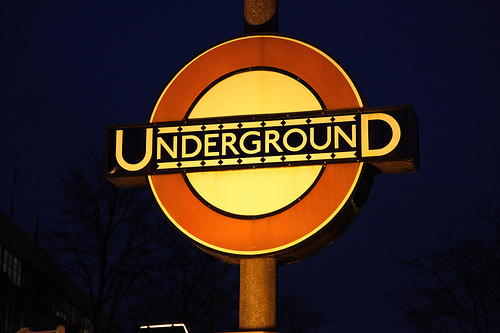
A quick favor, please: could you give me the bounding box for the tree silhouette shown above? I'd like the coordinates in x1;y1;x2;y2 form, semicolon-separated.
48;150;173;332
130;240;239;332
278;288;333;333
391;196;500;332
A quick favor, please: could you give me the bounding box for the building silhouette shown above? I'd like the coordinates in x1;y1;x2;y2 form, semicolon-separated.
0;213;99;333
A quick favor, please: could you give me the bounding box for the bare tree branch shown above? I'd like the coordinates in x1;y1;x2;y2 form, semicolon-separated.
391;196;500;333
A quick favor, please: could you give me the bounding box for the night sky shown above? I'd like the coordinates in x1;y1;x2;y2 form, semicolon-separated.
1;1;499;332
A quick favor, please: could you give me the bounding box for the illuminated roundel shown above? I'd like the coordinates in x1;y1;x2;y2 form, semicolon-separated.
148;35;373;264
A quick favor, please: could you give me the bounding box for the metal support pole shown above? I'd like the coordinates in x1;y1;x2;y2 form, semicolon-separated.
239;257;277;332
244;0;278;34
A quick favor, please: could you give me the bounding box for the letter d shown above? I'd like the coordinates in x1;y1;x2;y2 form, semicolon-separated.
361;113;401;157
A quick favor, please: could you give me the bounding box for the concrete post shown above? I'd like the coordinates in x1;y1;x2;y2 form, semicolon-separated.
239;1;279;332
244;0;278;34
239;257;278;332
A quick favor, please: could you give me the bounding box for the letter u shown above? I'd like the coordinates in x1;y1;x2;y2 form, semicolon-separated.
115;128;153;171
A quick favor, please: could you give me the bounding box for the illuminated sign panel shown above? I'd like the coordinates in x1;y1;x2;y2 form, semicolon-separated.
106;105;417;184
139;324;188;333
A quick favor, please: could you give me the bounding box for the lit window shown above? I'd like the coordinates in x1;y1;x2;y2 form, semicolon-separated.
1;245;23;287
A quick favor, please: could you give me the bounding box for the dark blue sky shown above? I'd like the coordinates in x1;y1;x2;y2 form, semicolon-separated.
1;1;499;332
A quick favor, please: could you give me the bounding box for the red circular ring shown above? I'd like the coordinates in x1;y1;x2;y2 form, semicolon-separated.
148;35;369;263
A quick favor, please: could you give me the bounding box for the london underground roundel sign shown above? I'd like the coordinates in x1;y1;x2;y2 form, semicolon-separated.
151;34;370;265
105;35;418;264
